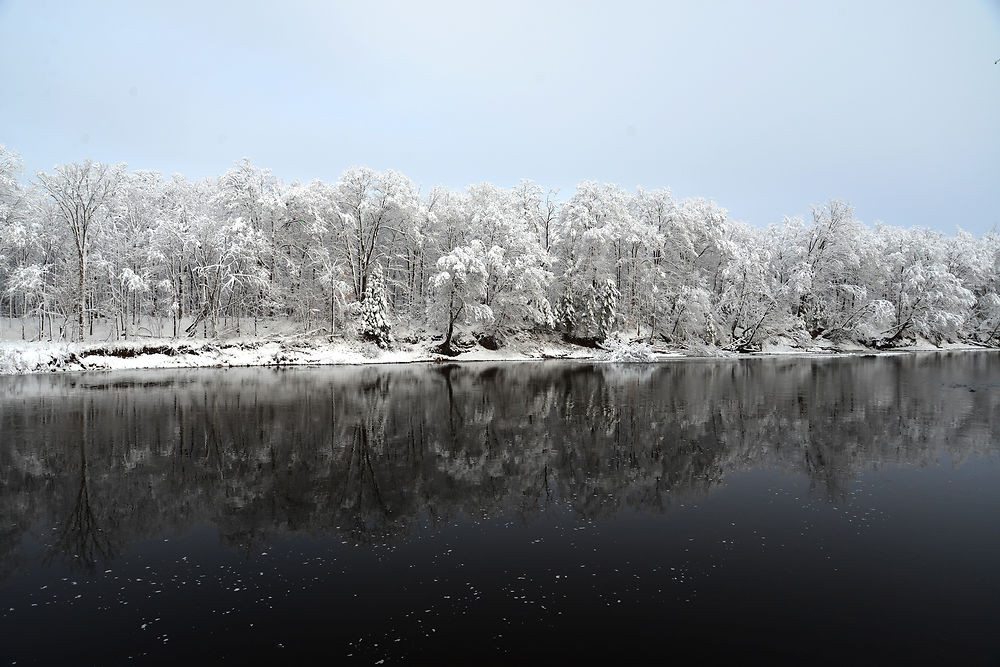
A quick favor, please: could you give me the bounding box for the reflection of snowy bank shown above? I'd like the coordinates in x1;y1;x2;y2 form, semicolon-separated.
2;355;998;563
0;333;994;375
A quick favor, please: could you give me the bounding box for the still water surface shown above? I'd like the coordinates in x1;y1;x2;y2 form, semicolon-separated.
1;354;999;664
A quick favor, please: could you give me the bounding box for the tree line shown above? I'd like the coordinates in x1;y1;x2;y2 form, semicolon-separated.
1;145;998;350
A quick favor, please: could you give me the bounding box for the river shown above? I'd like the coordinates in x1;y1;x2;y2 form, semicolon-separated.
1;353;998;664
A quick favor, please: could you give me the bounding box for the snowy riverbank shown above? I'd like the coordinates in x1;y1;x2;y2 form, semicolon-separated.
0;334;617;375
0;332;994;376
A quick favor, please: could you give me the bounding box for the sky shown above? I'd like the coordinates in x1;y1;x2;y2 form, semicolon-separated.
1;0;999;235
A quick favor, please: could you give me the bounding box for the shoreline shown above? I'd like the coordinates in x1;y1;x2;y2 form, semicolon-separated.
1;335;996;376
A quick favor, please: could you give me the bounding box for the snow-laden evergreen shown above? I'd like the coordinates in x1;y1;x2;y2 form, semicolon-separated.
1;144;998;350
359;265;391;348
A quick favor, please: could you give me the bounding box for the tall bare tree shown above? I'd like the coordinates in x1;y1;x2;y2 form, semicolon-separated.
37;160;123;340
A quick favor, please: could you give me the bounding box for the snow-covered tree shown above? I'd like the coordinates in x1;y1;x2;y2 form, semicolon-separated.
359;265;391;348
429;241;493;353
556;293;577;334
650;196;727;343
715;222;787;350
149;175;205;336
555;181;633;291
335;167;420;303
464;184;554;339
513;179;560;253
98;170;162;339
36;160;124;341
594;278;620;342
0;146;39;335
871;225;975;344
219;159;286;318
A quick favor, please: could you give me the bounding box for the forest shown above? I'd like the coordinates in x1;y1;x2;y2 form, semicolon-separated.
1;144;998;352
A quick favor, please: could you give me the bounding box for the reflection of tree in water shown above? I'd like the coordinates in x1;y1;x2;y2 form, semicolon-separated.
0;353;998;568
48;437;113;572
339;373;394;540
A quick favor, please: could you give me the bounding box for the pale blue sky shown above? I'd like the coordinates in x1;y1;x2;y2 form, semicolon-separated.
1;0;998;234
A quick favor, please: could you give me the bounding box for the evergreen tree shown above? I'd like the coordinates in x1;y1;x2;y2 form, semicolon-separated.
556;293;576;333
596;279;619;342
359;266;391;348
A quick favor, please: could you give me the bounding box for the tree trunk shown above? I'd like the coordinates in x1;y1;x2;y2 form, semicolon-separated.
77;250;85;342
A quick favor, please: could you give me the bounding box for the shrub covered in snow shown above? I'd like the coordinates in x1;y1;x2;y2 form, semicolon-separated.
0;347;33;374
0;344;78;374
601;331;655;363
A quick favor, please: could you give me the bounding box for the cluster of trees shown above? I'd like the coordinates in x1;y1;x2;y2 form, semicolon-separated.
1;145;998;349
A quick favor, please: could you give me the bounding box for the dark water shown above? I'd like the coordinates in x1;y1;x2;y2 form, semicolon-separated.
1;354;999;665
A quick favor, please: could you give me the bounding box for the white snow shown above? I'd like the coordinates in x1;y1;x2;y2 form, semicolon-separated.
1;330;994;376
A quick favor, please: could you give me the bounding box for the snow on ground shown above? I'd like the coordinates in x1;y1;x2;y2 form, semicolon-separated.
758;335;843;357
0;338;428;375
906;336;987;352
0;330;995;376
0;334;570;375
